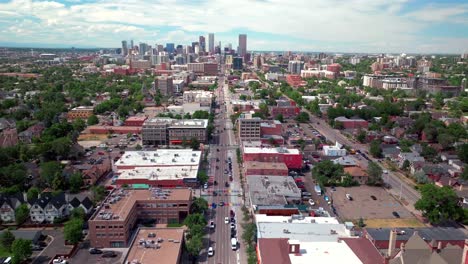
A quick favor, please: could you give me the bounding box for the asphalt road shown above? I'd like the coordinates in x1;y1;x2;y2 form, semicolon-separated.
285;98;421;205
199;76;243;264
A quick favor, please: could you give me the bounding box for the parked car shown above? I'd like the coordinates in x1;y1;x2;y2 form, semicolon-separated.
392;211;400;218
208;247;214;257
89;248;103;254
219;201;225;207
209;221;215;229
308;199;315;206
346;194;353;201
230;209;235;217
102;251;117;258
224;217;229;224
370;195;377;200
230;223;235;230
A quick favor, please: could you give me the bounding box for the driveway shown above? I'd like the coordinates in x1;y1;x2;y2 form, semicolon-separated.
32;229;73;264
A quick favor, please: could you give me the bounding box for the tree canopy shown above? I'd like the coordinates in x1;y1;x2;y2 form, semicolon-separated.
414;184;464;224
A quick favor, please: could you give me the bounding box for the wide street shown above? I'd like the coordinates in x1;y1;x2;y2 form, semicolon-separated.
199;75;246;264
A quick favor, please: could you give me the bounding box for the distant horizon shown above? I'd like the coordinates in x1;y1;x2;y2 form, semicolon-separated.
0;42;464;56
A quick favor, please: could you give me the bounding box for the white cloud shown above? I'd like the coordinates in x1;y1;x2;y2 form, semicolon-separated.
0;0;466;53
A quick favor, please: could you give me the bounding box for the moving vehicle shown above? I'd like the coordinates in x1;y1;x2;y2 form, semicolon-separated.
203;183;208;189
231;238;237;250
346;194;353;201
208;247;214;256
3;257;11;264
224;217;229;224
219;201;225;207
324;195;331;204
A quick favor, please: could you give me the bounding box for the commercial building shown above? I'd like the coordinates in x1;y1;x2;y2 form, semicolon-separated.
233;57;243;70
123;227;184;264
208;33;214;53
142;118;208;146
187;63;218;76
236;113;261;141
269;100;300;119
155;75;173;97
260;120;282;136
334;116;369;129
244;161;288;176
323;143;347;157
122;40;128;56
183;90;213;107
67;106;94;120
247;176;301;207
124;116;148;127
243;146;303;169
89;188;191;248
288;61;304;74
286;74;306;87
238;34;247;57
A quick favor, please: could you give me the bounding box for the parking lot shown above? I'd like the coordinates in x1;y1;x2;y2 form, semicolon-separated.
329;186;413;221
70;246;124;264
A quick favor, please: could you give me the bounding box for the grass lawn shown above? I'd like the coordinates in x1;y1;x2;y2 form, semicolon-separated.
0;246;11;258
364;218;426;228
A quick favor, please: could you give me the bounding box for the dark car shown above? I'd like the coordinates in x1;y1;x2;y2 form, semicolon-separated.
370;195;377;200
102;251;117;258
230;209;235;217
219;202;225;207
392;211;400;218
229;176;233;181
89;248;103;254
225;182;230;187
214;180;218;186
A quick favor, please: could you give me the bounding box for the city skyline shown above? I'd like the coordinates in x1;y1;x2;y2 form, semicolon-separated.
0;0;467;53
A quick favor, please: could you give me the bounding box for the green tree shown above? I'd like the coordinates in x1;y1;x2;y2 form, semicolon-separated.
275;114;284;123
295;111;310;123
26;187;40;201
11;238;32;264
421;144;437;160
369;140;382;158
192;110;210;119
190;138;200;150
414;171;429;184
135;144;142;150
356;130;366;143
40;161;63;187
367;162;383;186
312;160;344;185
197;171;208;184
190;197;208;214
69;172;83;193
185;235;203;259
0;230;15;251
64;218;83;244
183;213;207;229
72;118;86;132
70;207;86;220
87;114;99;125
91;185;106;203
15;204;29;225
461;165;468;181
414;184;464;224
52;173;65;191
457;144;468;163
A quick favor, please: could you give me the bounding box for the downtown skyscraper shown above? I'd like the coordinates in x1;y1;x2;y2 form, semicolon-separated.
199;36;206;53
208;33;215;54
238;34;247;57
121;40;128;56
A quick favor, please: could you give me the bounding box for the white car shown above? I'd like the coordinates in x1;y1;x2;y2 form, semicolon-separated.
224;217;229;224
208;247;214;256
230;223;235;230
308;199;315;206
209;221;215;229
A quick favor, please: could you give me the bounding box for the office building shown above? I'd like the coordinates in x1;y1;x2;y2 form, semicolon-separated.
89;188;191;248
130;40;134;49
243;146;303;169
166;43;175;53
288;60;304;74
187;63;218;76
269;99;300;119
238;34;247;57
199;36;206;52
233;57;243;70
175;55;186;65
142;118;209;146
237;113;261;141
155;75;173;97
121;40;128;56
208;33;214;53
183;90;213;107
139;43;148;55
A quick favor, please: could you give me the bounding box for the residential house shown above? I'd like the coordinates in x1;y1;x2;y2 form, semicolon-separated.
0;193;26;223
398;152;425;168
0;118;18;147
71;157;111;186
18;123;45;144
68;196;94;214
343;166;369;185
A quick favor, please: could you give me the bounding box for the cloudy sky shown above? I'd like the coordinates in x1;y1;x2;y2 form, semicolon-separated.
0;0;467;53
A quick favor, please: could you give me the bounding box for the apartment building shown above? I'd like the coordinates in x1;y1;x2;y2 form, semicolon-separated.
237;113;261;141
155;75;174;97
89;188;191;248
269;100;300;119
142;118;208;146
183;90;213;107
67;106;94;120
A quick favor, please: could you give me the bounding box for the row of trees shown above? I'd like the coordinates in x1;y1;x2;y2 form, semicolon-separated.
0;230;32;264
184;198;208;262
312;160;383;187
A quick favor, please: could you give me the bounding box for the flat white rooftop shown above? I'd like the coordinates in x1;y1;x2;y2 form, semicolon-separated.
243;147;300;155
257;222;351;242
115;150;201;167
169;119;208;128
288;241;363;264
117;166;198;181
255;214;340;225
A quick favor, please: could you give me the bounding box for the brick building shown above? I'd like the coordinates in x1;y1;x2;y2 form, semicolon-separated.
244;161;289;176
243;147;303;170
124;116;148;126
236;113;261;141
269;100;300;119
334;117;369;129
155;75;173;97
286;74;306;87
260;120;282;136
142;118;208;146
67;106;94;120
89;188;191;248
